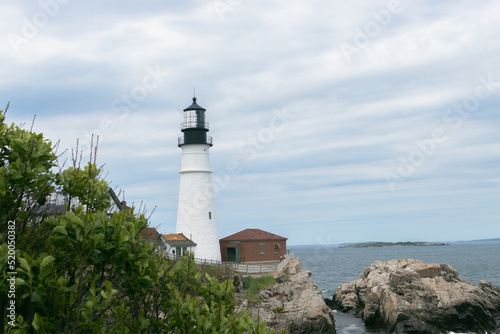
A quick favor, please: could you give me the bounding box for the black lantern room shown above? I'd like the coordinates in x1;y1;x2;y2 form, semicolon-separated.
178;97;213;147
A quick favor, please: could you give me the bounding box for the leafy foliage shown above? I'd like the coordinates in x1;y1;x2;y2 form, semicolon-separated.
0;107;57;230
56;163;110;212
0;106;272;333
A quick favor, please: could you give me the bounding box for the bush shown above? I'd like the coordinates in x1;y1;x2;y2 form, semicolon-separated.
0;106;273;333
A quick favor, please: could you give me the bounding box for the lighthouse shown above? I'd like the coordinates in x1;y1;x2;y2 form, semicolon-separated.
175;97;221;261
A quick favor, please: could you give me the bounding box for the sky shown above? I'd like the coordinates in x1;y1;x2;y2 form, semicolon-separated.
2;0;499;246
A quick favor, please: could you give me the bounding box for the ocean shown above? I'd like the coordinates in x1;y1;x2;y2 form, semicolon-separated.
289;242;500;334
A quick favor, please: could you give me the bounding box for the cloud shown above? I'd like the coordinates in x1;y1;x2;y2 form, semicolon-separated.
2;0;500;245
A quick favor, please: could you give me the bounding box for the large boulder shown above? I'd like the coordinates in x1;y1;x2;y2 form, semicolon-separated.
332;259;500;333
242;258;336;333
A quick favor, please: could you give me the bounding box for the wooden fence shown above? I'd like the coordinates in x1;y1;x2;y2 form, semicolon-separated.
166;252;295;275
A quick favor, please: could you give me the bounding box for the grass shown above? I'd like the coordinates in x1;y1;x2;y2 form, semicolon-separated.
243;275;276;301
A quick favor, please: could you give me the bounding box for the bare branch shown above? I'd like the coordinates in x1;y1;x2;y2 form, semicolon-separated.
147;205;157;221
30;114;37;132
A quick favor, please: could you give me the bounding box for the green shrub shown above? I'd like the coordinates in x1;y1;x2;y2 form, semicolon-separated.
0;107;273;333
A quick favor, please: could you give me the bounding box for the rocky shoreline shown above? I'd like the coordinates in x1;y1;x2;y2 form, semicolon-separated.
236;258;336;333
331;259;500;333
233;258;500;333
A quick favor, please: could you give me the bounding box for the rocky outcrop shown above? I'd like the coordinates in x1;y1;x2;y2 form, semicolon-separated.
239;258;336;333
332;259;500;333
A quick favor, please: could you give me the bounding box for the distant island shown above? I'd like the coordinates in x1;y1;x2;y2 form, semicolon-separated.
340;241;450;248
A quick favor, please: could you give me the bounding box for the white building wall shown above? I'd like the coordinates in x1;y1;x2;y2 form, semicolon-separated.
176;144;221;261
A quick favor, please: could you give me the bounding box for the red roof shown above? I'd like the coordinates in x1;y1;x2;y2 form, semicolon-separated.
220;228;287;241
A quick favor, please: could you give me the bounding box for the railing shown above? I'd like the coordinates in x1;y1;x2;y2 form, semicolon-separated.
166;252;295;275
277;252;295;272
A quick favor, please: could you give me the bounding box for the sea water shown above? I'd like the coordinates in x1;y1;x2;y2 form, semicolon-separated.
289;242;500;334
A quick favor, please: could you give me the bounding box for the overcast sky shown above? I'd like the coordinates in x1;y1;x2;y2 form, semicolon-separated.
2;0;499;245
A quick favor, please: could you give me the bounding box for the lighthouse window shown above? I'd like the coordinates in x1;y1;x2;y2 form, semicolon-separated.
185;110;197;127
209;212;212;219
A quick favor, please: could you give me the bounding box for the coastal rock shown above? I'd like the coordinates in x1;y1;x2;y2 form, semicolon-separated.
242;258;336;333
332;259;500;333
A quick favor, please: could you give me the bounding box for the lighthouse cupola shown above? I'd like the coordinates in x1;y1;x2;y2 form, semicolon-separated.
178;97;213;147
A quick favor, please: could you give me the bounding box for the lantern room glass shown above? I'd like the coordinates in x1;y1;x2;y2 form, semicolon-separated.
183;110;206;129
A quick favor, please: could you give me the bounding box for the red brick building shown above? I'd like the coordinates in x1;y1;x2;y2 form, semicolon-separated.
219;228;287;263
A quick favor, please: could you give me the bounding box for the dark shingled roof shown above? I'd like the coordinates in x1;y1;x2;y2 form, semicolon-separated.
220;228;287;242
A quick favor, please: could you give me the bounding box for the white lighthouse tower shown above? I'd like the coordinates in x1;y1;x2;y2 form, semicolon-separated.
175;97;221;261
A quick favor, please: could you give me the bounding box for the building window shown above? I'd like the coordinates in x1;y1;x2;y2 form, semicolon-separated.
209;212;212;219
260;243;265;254
274;243;279;253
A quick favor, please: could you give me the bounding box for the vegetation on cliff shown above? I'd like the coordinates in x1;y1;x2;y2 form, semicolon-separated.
0;105;271;333
239;259;336;334
243;275;276;302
